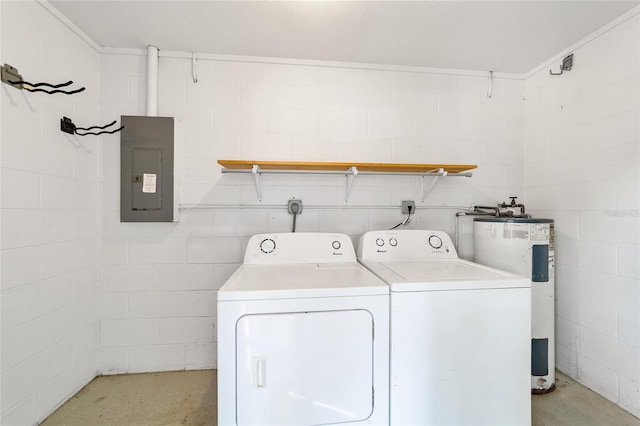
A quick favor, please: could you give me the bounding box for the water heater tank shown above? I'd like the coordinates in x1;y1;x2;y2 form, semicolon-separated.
473;218;555;393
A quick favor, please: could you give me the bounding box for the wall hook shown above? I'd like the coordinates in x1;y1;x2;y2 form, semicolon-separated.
2;64;85;95
192;52;198;83
487;70;494;98
550;53;573;76
60;116;124;136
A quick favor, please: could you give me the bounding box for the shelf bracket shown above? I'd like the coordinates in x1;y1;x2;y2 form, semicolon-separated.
345;166;358;202
421;168;446;201
252;164;263;201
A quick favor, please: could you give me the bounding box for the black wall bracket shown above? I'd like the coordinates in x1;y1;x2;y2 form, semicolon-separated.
2;63;85;94
60;117;77;134
60;116;124;136
550;54;574;76
1;64;23;89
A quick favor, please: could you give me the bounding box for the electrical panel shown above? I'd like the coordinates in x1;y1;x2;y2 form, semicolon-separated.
120;115;175;222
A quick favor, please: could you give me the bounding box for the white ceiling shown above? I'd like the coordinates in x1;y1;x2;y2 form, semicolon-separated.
50;1;639;74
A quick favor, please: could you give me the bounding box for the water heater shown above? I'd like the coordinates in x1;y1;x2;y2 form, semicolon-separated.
473;218;555;393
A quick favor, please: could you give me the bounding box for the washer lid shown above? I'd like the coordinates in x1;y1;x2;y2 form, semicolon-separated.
219;262;388;301
360;259;530;292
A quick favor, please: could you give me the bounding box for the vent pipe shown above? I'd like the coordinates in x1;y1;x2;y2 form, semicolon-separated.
146;45;159;116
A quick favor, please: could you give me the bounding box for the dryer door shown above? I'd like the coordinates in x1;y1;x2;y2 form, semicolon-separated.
236;309;374;426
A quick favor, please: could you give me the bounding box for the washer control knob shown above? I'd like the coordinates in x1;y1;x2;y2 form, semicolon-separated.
332;240;341;250
375;238;385;247
260;238;276;254
389;238;398;247
428;235;443;249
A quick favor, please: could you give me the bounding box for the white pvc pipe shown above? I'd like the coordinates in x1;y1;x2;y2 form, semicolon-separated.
147;45;159;116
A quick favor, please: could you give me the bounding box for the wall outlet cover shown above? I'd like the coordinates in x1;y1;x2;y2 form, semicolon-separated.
402;200;415;214
288;199;303;214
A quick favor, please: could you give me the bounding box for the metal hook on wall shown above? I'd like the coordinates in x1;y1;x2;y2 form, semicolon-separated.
60;116;124;136
192;52;198;83
1;64;86;95
550;53;574;76
487;70;493;98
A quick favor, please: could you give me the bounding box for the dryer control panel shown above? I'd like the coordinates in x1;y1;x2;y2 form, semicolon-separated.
357;230;458;261
244;233;356;264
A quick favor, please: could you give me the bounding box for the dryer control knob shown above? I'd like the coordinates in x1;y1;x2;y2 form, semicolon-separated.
428;235;443;249
332;241;341;250
260;238;276;254
389;238;398;247
375;238;385;247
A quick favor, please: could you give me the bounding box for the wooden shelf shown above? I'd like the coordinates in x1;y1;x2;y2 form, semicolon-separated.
217;159;476;202
218;159;477;174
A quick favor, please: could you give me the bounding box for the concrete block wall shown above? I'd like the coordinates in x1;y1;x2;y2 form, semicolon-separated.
98;53;525;374
524;11;640;417
1;2;100;424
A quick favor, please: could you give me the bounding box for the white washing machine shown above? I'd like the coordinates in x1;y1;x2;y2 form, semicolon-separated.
217;233;389;426
358;229;531;426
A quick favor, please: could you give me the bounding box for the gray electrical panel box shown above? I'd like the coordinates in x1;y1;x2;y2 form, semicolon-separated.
120;115;174;222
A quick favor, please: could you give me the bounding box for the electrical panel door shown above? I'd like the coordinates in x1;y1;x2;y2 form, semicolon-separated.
120;116;174;222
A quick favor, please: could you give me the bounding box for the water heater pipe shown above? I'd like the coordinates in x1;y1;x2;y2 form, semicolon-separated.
454;210;496;251
147;45;159;116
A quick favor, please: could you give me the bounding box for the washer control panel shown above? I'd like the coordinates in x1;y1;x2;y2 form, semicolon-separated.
357;230;458;261
244;233;356;264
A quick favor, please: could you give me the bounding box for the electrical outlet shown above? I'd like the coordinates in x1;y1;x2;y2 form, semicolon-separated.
402;200;415;214
288;199;303;214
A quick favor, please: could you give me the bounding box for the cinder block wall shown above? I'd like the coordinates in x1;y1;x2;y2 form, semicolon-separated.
524;12;640;418
1;2;100;424
98;54;525;374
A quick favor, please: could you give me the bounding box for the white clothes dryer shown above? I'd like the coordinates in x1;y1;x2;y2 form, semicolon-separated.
358;229;531;426
218;233;389;426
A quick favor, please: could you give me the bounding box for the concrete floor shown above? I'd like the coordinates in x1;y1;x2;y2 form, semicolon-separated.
40;370;639;426
531;372;640;426
40;370;217;426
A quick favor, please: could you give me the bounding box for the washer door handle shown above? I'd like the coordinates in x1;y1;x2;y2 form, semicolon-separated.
254;358;266;388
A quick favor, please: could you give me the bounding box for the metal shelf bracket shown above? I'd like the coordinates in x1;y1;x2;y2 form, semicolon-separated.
421;168;446;201
220;163;472;202
252;164;263;201
345;166;358;202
